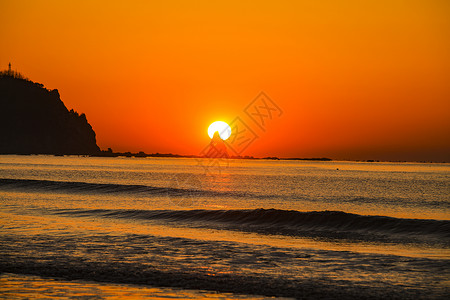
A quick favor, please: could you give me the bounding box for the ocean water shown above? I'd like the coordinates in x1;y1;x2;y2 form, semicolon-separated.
0;155;449;299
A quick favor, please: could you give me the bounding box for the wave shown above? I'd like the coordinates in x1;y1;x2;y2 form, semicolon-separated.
0;178;233;198
2;178;449;243
2;178;448;210
53;208;450;243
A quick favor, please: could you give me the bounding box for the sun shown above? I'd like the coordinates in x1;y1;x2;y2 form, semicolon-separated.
208;121;231;140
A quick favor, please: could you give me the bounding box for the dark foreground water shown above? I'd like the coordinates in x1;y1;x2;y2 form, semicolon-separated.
0;155;449;299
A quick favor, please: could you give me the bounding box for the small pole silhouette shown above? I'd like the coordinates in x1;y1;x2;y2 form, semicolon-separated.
8;63;12;75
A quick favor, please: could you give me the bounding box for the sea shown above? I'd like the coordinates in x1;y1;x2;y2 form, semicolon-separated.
0;155;449;299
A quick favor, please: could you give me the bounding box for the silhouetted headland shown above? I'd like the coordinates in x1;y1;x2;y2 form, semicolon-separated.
0;66;100;155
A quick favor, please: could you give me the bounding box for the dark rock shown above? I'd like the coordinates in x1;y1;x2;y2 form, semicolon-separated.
0;74;100;155
204;131;229;158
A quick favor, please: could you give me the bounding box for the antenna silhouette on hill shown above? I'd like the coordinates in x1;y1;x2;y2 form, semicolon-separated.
0;63;28;80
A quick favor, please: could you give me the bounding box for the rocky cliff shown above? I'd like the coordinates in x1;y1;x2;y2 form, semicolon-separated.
0;74;100;155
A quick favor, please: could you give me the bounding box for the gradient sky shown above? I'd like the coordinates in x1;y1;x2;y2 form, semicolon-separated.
1;0;449;161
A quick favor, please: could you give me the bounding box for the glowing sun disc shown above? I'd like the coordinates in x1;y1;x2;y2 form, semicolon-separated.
208;121;231;140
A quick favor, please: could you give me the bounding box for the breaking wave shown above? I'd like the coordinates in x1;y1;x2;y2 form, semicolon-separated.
53;208;450;243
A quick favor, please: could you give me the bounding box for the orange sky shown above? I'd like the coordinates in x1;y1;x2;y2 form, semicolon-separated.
1;0;449;161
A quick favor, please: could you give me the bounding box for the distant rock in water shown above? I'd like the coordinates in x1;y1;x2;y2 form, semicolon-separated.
0;70;100;155
204;131;229;158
